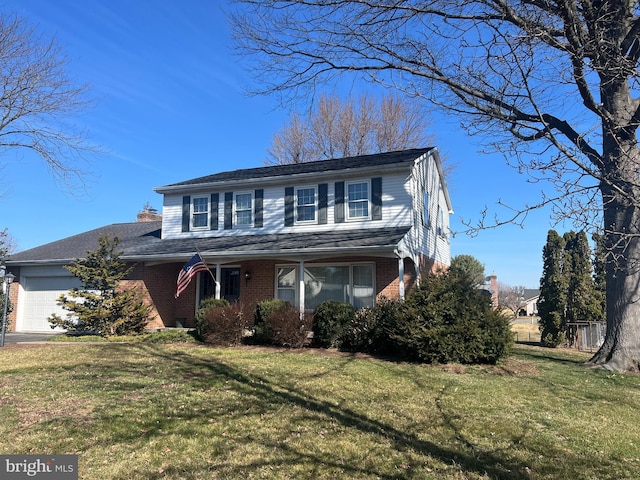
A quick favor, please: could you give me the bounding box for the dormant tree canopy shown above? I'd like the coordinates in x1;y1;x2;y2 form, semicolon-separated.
231;0;640;371
0;12;95;190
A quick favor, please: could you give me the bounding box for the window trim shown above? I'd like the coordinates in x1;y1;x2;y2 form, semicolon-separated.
190;195;210;230
234;191;254;227
295;185;318;224
346;180;371;221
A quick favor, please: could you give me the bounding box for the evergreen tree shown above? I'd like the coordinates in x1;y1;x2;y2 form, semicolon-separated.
48;236;151;336
564;231;603;323
449;254;486;287
538;230;568;347
592;232;607;321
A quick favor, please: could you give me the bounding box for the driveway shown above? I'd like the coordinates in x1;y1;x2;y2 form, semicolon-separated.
2;332;62;345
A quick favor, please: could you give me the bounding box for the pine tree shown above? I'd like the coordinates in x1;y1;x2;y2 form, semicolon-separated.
592;232;607;321
564;231;603;323
48;236;151;336
538;230;568;347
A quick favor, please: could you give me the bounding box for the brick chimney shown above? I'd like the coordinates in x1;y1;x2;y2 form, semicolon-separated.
487;273;499;309
137;206;162;222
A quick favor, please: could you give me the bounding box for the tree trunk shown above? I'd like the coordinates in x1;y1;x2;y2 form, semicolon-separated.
589;170;640;371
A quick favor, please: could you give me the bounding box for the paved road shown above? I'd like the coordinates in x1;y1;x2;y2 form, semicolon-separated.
2;332;62;345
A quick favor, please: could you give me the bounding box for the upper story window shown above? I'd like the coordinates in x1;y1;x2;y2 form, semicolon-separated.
235;192;253;226
191;196;209;229
437;206;446;237
296;186;317;223
347;181;370;220
423;191;429;227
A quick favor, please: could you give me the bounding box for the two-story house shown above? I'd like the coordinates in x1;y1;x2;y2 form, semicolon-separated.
5;148;452;332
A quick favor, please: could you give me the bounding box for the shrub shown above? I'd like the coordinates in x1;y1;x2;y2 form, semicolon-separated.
541;311;567;347
196;301;246;346
390;272;513;364
339;298;403;355
312;301;355;348
253;300;310;348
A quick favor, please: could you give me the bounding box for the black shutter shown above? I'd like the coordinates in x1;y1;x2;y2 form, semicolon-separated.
182;195;191;232
224;192;233;230
284;186;294;226
318;183;328;224
210;193;219;230
254;189;264;228
334;181;345;223
372;177;382;221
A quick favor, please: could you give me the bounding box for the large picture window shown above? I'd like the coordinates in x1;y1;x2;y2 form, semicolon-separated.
235;192;253;226
191;196;209;229
347;181;370;220
275;263;375;310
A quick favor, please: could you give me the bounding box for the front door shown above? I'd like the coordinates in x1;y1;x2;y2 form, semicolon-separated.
199;267;241;303
221;268;240;302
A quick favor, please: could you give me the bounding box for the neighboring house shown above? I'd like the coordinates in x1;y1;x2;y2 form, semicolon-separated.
5;148;453;332
519;289;540;317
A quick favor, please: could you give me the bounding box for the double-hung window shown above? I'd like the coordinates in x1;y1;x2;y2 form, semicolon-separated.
296;186;317;223
347;181;370;220
191;196;209;229
235;192;253;226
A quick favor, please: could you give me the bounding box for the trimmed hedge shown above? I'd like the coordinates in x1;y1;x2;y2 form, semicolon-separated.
312;301;355;348
195;298;247;346
389;272;514;364
253;299;310;348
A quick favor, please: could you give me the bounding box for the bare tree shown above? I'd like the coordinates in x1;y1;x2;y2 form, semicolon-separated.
498;283;526;320
0;12;94;189
231;0;640;372
266;92;434;165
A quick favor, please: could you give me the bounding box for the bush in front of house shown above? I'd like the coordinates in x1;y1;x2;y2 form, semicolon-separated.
339;297;404;355
252;299;310;348
388;271;514;364
311;301;356;348
195;298;247;346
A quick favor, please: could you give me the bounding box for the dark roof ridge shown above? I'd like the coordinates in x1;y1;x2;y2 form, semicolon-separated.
157;147;434;190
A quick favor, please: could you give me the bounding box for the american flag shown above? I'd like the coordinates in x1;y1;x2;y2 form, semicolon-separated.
175;253;209;298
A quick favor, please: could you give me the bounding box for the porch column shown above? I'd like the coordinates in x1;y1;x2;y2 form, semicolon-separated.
215;264;221;299
398;256;405;301
299;260;305;318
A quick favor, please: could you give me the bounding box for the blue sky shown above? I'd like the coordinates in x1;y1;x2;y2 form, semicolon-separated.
1;0;560;288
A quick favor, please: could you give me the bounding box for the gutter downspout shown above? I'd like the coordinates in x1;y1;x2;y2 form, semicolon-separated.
394;249;405;301
299;260;305;319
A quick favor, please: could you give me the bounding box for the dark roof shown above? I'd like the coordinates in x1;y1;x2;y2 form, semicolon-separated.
123;227;411;260
7;223;410;265
7;222;162;264
159;148;433;189
523;289;540;300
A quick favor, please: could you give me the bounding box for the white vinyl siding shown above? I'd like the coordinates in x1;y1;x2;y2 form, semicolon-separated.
159;172;413;239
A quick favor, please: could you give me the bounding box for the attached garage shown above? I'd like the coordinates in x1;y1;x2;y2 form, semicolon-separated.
5;221;163;333
17;275;82;332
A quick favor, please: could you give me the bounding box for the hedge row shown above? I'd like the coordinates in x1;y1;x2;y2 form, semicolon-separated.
195;270;514;364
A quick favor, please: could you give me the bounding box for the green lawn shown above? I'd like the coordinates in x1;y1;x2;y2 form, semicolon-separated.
0;342;638;479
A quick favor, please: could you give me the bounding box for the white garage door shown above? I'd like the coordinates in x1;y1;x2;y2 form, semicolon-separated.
20;276;82;332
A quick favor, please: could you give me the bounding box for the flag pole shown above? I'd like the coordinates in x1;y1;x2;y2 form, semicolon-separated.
196;248;217;282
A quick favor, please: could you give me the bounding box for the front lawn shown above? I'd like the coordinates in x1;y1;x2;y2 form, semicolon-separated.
0;343;638;479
